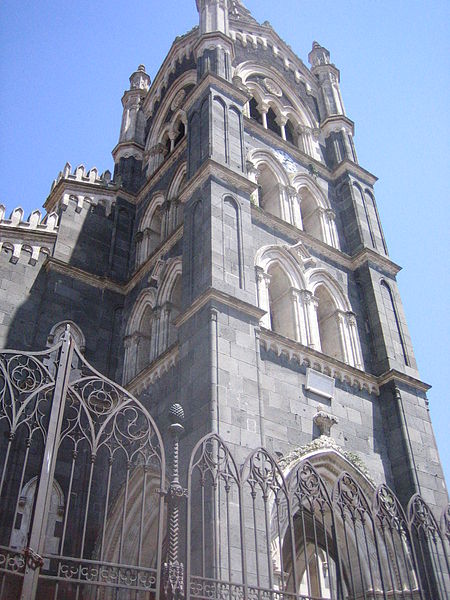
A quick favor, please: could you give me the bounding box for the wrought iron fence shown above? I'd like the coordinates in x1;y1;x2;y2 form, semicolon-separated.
0;330;165;599
0;334;448;600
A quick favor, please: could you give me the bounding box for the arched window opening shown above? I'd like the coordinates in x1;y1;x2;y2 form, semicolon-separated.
137;305;153;374
148;206;163;254
301;189;323;241
285;119;296;145
267;107;282;137
257;165;282;219
162;132;171;157
268;264;296;340
173;120;185;148
249;97;263;125
297;546;338;598
167;275;182;348
315;285;343;362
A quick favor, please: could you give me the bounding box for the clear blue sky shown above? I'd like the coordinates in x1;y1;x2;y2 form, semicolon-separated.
1;1;449;486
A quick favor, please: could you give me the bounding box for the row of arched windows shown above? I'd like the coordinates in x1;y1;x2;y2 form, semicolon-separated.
248;150;340;249
256;245;363;369
240;68;322;161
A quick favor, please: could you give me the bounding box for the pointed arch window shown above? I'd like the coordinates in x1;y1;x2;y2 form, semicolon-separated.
300;188;324;242
268;264;298;341
249;97;263;125
315;285;344;362
173;120;185;148
257;165;282;219
285;119;296;145
267;107;282;136
10;478;64;569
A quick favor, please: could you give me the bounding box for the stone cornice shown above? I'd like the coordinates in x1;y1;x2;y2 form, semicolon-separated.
45;179;118;213
126;344;179;396
332;159;378;186
176;287;265;328
352;248;401;277
251;205;401;276
377;369;431;393
45;258;125;294
320;114;354;137
178;158;257;203
260;328;380;395
184;71;250;114
112;140;145;162
0;226;57;244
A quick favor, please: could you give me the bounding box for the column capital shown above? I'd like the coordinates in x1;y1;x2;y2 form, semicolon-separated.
255;266;271;285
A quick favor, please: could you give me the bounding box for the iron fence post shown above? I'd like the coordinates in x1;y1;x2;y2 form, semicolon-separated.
20;329;73;600
163;403;187;600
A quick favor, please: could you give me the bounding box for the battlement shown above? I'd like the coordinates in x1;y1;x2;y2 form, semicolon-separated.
50;162;114;192
0;205;58;233
0;205;58;265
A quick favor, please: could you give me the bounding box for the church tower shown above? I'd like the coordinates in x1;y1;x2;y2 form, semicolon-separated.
0;2;447;599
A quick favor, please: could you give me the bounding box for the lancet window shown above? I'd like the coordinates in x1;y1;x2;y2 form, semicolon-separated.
135;167;186;268
256;247;363;369
124;260;182;383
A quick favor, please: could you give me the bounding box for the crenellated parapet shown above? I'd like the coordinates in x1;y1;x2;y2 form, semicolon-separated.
45;162;117;215
50;162;113;193
0;205;58;232
0;205;58;265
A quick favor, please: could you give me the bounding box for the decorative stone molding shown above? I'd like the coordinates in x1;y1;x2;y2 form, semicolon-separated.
284;240;316;269
250;205;401;277
171;89;186;111
260;328;379;395
313;410;338;437
126;345;179;396
0;241;51;266
278;435;375;486
230;28;317;93
263;77;282;97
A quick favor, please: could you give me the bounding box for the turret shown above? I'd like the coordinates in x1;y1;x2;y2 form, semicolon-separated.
113;65;150;192
118;65;150;145
309;42;357;167
197;0;229;35
195;0;233;80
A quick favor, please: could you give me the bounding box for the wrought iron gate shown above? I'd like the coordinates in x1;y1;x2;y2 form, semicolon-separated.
0;329;165;599
0;333;449;600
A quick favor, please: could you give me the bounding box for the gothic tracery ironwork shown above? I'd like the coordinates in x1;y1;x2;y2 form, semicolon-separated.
0;339;448;600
